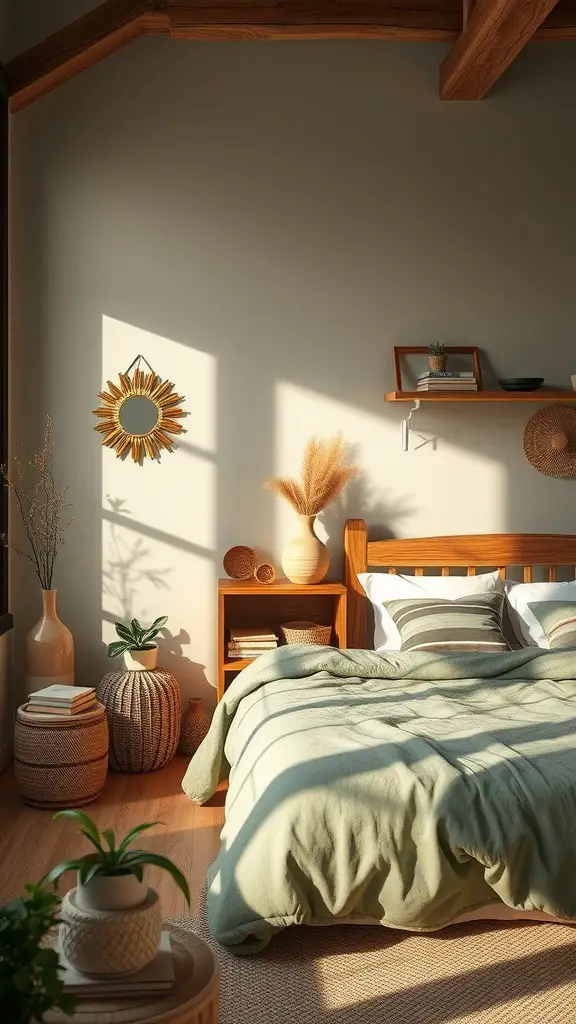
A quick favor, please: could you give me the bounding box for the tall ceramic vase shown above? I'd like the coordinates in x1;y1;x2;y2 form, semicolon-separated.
25;589;74;692
282;514;329;585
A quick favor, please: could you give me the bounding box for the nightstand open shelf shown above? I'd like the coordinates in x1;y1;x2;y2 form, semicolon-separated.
217;579;347;701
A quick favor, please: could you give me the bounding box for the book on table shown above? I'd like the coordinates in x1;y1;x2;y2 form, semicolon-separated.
57;931;175;997
228;625;278;660
26;684;96;716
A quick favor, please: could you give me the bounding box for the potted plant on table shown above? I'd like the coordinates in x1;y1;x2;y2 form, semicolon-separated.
43;810;190;975
106;615;168;670
0;883;76;1023
428;342;447;373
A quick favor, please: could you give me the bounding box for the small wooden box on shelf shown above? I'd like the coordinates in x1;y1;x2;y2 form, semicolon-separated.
217;579;347;701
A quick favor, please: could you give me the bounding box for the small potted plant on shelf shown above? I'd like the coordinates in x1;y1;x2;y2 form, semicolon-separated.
0;883;76;1023
106;615;168;670
43;810;190;975
428;342;447;373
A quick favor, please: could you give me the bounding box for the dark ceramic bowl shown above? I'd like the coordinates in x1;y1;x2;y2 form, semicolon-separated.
498;377;545;392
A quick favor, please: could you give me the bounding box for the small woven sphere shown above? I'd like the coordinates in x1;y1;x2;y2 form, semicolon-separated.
97;668;181;773
254;562;276;584
222;545;257;579
523;404;576;478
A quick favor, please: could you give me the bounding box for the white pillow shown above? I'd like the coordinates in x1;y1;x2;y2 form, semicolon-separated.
505;581;576;648
358;570;504;651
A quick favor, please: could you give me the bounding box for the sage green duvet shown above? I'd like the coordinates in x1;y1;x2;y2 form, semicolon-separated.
182;646;576;954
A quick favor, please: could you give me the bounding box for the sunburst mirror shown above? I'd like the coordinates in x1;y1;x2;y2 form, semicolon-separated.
93;356;186;462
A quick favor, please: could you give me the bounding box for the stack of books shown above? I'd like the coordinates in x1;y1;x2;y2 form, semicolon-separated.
58;931;175;998
26;684;97;716
227;626;278;661
417;371;478;392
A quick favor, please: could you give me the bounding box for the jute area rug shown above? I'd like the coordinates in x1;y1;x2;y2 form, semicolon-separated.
172;902;576;1024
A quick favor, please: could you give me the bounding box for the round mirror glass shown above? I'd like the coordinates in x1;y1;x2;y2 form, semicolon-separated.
118;396;159;436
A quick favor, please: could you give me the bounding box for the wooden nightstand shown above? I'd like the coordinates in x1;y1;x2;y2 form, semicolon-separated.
217;579;347;701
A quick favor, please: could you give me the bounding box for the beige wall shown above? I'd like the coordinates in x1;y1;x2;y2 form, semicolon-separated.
8;37;576;705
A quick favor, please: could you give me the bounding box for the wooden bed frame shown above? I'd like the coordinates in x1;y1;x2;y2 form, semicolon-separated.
343;519;576;649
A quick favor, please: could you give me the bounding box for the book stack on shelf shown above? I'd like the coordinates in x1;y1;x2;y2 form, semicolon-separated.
25;684;96;717
58;931;175;998
417;371;478;392
227;626;278;661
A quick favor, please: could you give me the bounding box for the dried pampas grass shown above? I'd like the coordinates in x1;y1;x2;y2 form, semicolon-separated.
265;435;358;516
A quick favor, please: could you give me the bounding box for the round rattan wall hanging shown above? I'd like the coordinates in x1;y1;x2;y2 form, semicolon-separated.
523;404;576;477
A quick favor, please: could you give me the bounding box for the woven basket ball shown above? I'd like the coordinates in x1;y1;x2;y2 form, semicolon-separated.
254;562;276;584
523;405;576;478
223;545;257;579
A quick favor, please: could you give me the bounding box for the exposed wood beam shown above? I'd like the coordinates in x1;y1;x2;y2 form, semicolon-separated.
440;0;561;100
5;0;168;113
165;0;460;41
4;0;575;112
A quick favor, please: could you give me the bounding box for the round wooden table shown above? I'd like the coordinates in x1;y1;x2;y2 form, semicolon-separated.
46;923;219;1024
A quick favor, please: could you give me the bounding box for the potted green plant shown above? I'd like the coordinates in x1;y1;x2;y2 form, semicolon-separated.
43;810;190;912
106;615;168;671
428;342;447;373
42;811;190;976
0;883;76;1023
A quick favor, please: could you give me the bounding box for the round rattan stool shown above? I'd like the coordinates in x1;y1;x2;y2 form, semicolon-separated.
46;922;219;1024
97;668;181;773
14;702;109;808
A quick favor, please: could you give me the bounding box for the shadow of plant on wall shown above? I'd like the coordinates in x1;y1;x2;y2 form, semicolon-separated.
156;627;210;697
102;496;170;621
319;469;415;574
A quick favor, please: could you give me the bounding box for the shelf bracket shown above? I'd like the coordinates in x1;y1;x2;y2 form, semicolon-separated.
400;399;436;451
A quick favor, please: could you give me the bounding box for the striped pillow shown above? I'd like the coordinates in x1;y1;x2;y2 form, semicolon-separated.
383;594;509;653
528;602;576;649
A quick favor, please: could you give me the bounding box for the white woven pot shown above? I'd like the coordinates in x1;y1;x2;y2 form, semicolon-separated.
76;872;147;911
123;647;158;671
60;886;161;975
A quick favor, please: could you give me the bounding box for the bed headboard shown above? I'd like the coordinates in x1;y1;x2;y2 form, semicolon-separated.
343;519;576;649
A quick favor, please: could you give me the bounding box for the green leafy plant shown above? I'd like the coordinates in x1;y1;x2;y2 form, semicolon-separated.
106;615;168;660
42;811;190;905
428;342;446;355
0;883;76;1023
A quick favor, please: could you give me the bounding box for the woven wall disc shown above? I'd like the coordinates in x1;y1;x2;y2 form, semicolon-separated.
223;545;257;579
523;404;576;477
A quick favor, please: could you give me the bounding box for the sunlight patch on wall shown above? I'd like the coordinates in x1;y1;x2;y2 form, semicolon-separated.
274;382;506;560
101;316;217;698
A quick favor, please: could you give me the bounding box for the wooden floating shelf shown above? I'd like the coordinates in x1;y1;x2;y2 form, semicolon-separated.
384;391;576;403
224;658;255;672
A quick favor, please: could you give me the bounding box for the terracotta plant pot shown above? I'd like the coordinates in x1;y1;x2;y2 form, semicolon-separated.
25;589;74;691
76;872;147;912
282;514;329;585
123;647;158;671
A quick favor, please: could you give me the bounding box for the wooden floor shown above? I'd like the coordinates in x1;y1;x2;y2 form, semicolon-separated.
0;757;225;917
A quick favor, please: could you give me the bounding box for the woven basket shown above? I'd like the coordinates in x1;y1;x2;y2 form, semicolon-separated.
281;621;332;646
14;702;108;808
60;887;161;976
223;545;257;579
254;562;276;584
97;668;181;773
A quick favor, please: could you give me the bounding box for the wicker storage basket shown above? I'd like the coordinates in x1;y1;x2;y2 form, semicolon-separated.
281;621;332;646
14;702;108;808
97;668;181;773
222;545;257;579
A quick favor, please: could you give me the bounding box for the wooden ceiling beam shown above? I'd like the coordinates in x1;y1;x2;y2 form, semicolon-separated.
4;0;575;111
440;0;561;100
5;0;168;113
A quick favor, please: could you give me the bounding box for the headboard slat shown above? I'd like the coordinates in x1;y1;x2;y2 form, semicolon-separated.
414;567;424;576
343;521;576;649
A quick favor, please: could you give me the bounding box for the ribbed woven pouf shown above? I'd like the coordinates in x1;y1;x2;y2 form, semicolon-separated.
14;702;109;808
97;668;181;773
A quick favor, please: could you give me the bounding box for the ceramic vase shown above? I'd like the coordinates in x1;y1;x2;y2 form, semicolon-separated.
179;697;210;756
282;514;329;585
25;589;74;692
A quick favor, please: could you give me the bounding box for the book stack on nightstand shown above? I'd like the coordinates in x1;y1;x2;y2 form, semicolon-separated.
218;578;347;702
227;626;278;661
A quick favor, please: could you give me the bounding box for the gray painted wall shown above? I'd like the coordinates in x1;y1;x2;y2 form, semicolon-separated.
8;37;576;703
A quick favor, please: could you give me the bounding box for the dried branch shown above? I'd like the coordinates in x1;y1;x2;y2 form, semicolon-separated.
1;416;74;590
265;435;358;516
